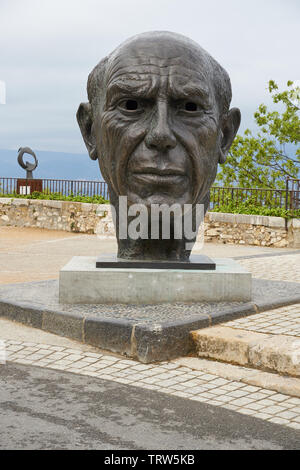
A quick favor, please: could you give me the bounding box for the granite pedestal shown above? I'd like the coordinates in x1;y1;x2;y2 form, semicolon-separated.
59;256;252;304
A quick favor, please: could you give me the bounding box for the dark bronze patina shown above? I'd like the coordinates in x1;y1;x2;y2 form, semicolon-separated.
77;31;241;261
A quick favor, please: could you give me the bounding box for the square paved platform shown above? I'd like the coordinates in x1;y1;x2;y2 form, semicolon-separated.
59;256;252;304
0;277;300;362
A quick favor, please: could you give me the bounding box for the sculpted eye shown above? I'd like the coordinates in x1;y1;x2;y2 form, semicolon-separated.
185;102;198;112
125;99;139;110
118;99;144;114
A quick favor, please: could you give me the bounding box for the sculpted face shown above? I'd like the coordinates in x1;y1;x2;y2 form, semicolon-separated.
77;32;240;260
94;38;225;208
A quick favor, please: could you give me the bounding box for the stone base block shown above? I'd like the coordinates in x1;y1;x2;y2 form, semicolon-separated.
191;325;300;377
59;256;252;304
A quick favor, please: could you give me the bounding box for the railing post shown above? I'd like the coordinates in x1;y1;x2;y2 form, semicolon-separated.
285;178;289;231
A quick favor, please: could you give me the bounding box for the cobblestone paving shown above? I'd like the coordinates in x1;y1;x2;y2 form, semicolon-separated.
239;254;300;283
226;304;300;337
228;253;300;337
2;339;300;431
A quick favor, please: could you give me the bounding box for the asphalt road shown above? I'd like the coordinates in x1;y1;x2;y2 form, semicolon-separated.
0;363;299;450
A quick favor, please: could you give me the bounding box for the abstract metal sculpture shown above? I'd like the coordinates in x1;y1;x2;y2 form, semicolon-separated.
17;147;38;179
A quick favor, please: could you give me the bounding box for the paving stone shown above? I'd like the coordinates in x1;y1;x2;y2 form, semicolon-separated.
189;396;209;403
276;410;299;420
254;412;272;420
260;405;286;415
244;402;266;411
237;408;257;416
260;390;277;396
241;385;261;393
48;346;66;351
271;394;291;403
249;398;275;407
213;395;233;403
169;384;187;391
269;417;290;425
288;422;300;430
249;392;269;400
222;404;239;411
290;406;300;414
172;391;191;398
285;397;300;405
228;303;300;338
227;390;250;398
229;397;255;407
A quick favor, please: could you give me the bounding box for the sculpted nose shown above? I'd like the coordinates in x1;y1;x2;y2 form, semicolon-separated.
145;102;177;151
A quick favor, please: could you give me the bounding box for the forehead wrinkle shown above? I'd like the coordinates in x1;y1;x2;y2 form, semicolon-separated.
111;59;182;69
108;53;187;71
106;76;158;102
106;52;209;79
107;64;208;79
169;81;211;100
105;53;216;104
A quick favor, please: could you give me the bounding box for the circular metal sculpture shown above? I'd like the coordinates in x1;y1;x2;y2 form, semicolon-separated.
17;147;38;179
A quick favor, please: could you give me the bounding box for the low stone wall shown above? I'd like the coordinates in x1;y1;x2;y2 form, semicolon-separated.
204;212;290;248
0;198;114;236
0;197;299;248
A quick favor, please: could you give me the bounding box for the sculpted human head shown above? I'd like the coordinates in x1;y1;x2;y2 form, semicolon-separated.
77;31;240;260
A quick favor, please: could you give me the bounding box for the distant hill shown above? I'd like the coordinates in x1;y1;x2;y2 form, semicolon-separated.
0;149;103;181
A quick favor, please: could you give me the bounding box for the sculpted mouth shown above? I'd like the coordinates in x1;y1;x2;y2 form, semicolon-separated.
131;168;187;182
131;169;187;184
133;168;186;176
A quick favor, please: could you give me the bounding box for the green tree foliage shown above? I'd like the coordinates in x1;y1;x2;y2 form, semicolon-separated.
216;80;300;189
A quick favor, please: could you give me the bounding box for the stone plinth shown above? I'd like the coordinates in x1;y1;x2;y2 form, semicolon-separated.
59;256;251;304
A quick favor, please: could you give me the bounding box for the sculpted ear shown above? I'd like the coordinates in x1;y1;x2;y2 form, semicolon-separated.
219;107;241;163
76;102;98;161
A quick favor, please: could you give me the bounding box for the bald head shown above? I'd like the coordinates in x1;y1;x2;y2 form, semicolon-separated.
87;31;232;118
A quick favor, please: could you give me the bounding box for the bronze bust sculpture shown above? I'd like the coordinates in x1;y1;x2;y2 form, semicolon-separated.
77;31;240;261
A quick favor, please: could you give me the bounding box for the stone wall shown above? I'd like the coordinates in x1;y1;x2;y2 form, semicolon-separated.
0;198;114;237
204;212;290;248
0;197;299;248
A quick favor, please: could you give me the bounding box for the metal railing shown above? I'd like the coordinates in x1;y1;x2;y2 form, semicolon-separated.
210;182;300;218
287;178;300;212
210;186;287;209
0;176;299;218
0;177;109;200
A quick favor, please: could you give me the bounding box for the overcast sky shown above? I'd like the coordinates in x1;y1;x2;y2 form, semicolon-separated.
0;0;299;154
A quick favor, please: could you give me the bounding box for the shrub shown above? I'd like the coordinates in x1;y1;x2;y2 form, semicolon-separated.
0;191;109;204
211;201;300;218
